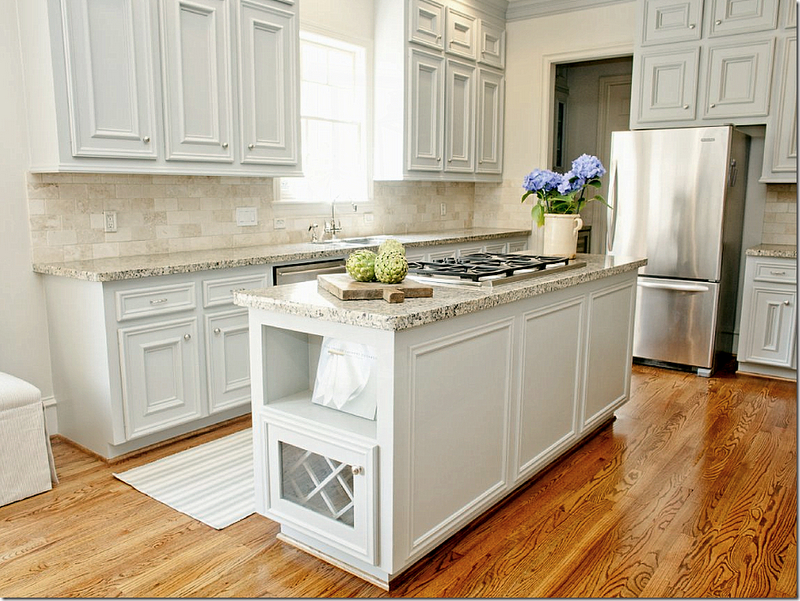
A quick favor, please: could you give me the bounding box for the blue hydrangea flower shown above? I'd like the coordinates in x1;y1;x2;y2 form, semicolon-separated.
523;169;564;193
557;171;582;195
570;154;606;181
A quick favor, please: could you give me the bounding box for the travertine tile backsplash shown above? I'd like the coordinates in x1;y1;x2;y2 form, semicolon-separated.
26;173;484;263
25;173;796;262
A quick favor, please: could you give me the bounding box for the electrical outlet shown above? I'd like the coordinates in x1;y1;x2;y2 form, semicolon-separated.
273;217;286;230
236;207;258;226
440;203;447;216
364;213;374;224
103;210;117;233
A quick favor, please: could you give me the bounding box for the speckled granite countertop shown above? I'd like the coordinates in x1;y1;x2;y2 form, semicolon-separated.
745;244;797;259
234;254;647;331
32;228;530;282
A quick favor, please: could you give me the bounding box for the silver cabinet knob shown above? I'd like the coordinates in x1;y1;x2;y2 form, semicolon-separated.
683;104;689;109
688;23;696;29
143;136;150;143
479;160;483;164
248;143;255;150
351;465;364;476
715;19;722;25
184;334;191;341
214;328;221;334
222;142;228;149
784;300;791;305
710;103;716;108
448;158;452;162
437;157;441;162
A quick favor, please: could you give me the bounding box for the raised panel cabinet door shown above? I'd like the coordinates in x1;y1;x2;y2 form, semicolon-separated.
238;0;299;165
445;6;476;61
708;0;779;36
407;48;444;172
477;20;505;68
640;0;703;45
476;68;504;174
409;0;444;50
118;318;203;440
206;309;250;413
60;0;158;159
702;39;774;119
744;287;797;367
786;0;797;27
763;36;797;180
161;0;234;162
444;59;475;173
634;47;699;123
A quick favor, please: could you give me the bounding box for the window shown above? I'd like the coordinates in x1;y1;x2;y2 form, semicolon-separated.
278;31;369;206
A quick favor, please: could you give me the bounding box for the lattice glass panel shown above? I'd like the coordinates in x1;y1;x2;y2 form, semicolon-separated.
279;442;355;527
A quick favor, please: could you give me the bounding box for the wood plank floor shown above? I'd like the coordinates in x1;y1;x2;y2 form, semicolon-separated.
0;363;795;597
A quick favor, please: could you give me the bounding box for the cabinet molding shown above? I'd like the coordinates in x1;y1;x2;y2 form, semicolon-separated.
641;0;703;45
708;0;779;37
702;38;774;119
409;0;445;50
635;47;700;122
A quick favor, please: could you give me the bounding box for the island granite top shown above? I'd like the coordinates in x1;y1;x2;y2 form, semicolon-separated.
745;244;797;259
31;228;530;282
234;253;648;332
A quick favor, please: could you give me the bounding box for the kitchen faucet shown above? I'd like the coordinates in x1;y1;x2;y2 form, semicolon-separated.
324;196;342;240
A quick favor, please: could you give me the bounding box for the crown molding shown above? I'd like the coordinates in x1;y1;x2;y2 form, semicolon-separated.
506;0;633;22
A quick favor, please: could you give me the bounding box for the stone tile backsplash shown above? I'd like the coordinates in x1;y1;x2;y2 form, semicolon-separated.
25;173;796;263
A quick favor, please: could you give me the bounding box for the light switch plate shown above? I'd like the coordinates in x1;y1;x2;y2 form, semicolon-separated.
236;207;258;226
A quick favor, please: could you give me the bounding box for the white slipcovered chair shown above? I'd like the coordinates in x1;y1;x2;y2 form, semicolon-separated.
0;372;58;506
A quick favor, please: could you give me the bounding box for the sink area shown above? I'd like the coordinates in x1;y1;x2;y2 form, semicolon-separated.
313;236;392;247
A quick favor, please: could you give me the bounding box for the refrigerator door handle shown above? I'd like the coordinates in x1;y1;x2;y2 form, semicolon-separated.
607;161;618;252
638;280;711;293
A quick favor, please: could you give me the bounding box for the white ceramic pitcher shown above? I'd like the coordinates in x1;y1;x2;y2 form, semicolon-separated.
542;213;583;258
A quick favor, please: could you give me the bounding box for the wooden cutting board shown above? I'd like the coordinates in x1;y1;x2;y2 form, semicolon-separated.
318;274;433;303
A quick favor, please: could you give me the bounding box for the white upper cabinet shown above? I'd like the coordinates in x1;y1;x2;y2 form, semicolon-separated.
18;0;300;175
161;0;234;162
477;19;505;68
641;0;703;45
409;0;445;50
238;0;299;165
444;59;475;172
634;47;700;122
762;35;797;181
702;38;774;119
61;0;159;159
708;0;779;36
445;6;476;60
476;68;504;174
408;49;445;172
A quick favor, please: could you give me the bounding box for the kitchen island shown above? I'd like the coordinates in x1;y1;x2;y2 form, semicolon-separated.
235;253;646;588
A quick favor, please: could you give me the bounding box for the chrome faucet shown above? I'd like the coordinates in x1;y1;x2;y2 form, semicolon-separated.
324;196;343;240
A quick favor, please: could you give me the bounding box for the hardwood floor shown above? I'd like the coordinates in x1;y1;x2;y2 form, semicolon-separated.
0;363;795;597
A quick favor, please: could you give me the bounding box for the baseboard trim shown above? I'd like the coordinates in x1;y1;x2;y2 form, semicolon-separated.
42;395;58;435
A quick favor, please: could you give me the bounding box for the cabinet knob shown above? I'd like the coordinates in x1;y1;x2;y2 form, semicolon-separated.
248;143;255;150
710;103;716;108
214;328;221;334
784;300;791;305
222;142;228;149
143;136;150;144
479;160;483;164
771;270;786;275
437;157;441;162
448;158;452;162
150;298;168;305
683;104;689;109
688;23;696;29
184;334;191;341
715;19;722;25
436;34;442;40
351;465;364;476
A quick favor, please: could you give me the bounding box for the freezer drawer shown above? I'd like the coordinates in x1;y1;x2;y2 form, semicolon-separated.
633;277;720;369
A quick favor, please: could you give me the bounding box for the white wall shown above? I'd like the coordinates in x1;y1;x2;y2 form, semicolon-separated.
1;1;54;403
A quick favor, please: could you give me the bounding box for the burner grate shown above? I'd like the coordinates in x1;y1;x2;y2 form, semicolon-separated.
408;253;572;282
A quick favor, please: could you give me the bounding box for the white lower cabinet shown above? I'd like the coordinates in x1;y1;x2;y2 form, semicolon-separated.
737;255;797;379
119;317;203;439
205;309;251;413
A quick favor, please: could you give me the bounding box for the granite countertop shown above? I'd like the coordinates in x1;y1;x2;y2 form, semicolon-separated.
745;244;797;259
233;254;648;332
32;228;530;282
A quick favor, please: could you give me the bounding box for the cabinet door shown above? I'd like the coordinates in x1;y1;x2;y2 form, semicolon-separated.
708;0;779;36
477;20;505;68
743;287;797;367
61;0;158;159
118;318;203;440
238;0;299;165
206;309;250;413
634;48;699;122
445;6;476;60
763;36;797;181
265;420;377;565
444;59;475;173
161;0;234;162
409;0;444;50
641;0;703;45
702;39;774;119
476;69;504;174
408;49;444;172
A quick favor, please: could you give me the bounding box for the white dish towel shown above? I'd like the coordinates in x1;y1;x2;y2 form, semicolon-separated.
311;338;377;420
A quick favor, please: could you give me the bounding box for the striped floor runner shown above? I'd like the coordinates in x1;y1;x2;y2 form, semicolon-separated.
113;428;254;529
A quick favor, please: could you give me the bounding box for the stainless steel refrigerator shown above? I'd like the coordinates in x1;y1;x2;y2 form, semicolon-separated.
607;125;748;376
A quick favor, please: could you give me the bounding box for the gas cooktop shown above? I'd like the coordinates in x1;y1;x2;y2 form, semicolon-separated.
407;253;586;287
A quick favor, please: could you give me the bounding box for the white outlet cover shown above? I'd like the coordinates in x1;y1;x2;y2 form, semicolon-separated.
236;207;258;226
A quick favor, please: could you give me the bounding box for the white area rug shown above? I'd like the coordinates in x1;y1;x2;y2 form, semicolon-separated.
113;428;254;529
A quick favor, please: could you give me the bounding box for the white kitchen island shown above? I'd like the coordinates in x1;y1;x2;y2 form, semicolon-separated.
234;253;646;589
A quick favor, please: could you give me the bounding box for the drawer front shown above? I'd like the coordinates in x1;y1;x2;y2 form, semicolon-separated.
116;282;196;321
203;273;269;308
754;260;797;284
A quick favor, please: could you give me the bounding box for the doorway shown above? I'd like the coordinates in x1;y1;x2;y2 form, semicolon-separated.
551;57;632;254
